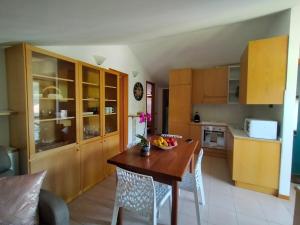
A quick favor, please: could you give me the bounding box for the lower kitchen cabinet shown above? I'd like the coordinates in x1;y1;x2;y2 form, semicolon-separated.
103;134;120;177
169;122;190;139
81;140;105;192
230;136;281;195
30;145;81;202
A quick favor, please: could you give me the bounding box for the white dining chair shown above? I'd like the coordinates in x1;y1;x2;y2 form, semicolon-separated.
111;167;172;225
179;148;205;225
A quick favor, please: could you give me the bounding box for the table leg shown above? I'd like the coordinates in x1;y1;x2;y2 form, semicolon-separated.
171;181;178;225
117;208;123;225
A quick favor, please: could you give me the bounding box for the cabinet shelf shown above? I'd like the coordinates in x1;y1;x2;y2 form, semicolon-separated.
105;99;117;102
105;113;117;116
83;114;99;118
83;98;99;102
105;85;117;89
0;110;16;116
38;97;75;101
33;74;74;83
82;82;99;87
34;116;75;122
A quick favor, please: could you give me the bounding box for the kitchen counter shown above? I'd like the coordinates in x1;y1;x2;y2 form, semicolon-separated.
190;121;227;126
227;126;281;143
190;121;281;143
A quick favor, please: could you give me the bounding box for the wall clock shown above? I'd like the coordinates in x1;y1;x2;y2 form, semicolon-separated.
133;82;144;101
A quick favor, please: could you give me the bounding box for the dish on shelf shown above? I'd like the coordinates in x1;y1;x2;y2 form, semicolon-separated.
83;112;94;116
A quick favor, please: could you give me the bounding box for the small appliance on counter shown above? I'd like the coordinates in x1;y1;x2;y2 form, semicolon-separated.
193;112;201;123
244;118;278;140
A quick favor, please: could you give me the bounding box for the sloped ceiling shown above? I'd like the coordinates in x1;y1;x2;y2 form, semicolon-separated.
129;12;290;86
0;0;296;86
0;0;296;45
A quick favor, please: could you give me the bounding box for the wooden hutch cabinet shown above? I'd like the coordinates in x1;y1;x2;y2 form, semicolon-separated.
5;44;121;202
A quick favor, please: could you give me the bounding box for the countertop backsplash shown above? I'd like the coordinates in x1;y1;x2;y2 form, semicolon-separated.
192;104;283;131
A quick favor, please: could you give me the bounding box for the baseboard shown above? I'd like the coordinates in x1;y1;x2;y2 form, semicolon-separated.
278;194;290;200
235;181;278;196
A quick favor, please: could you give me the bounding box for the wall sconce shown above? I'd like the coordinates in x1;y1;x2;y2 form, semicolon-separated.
93;55;106;65
132;71;139;78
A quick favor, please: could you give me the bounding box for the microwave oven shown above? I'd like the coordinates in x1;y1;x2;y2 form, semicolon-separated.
244;118;278;140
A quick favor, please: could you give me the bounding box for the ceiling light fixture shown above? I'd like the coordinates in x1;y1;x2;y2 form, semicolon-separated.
132;71;139;78
93;55;106;65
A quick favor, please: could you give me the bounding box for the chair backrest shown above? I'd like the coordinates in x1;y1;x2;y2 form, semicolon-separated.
115;167;156;218
194;148;204;189
0;146;11;173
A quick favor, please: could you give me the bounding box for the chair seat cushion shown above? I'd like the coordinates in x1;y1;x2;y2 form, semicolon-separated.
0;171;46;225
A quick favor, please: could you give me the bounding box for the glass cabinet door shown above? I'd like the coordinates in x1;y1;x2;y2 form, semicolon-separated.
104;72;118;134
81;65;101;140
31;52;76;153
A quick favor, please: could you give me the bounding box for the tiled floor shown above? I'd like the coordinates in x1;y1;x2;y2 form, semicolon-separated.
69;156;296;225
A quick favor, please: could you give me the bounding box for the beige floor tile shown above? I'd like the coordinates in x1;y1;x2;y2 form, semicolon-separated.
69;156;295;225
234;195;266;220
208;205;238;225
236;213;269;225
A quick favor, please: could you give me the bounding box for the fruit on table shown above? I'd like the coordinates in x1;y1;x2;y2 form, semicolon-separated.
153;136;177;148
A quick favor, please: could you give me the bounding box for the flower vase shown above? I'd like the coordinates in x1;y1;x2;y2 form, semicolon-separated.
140;141;151;157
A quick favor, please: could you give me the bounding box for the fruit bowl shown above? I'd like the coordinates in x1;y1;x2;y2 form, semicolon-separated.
154;142;178;150
152;136;178;150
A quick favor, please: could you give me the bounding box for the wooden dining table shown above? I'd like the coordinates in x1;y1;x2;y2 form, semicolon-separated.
107;137;199;225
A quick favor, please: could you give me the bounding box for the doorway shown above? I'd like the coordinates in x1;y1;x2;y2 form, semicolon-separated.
162;89;169;134
292;60;300;183
146;81;155;135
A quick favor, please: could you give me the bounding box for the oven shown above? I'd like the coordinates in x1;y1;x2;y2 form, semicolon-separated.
201;125;226;149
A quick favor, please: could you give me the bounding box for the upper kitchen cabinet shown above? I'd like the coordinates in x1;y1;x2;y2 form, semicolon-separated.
169;68;192;86
169;69;192;138
192;67;228;104
239;36;288;104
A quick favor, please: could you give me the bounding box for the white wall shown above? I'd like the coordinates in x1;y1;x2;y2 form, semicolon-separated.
0;49;9;146
192;104;283;129
280;5;300;196
40;45;152;145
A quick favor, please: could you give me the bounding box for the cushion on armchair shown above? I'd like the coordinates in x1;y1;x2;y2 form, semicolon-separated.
0;146;11;173
0;171;46;225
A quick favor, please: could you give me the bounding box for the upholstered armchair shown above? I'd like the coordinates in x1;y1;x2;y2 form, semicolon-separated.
0;147;70;225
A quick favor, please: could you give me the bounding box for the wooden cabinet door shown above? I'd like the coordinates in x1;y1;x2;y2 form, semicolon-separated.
169;122;190;139
169;84;191;138
169;85;191;123
169;69;192;86
239;36;288;104
103;134;120;176
192;69;205;104
189;124;201;153
233;139;280;190
81;140;105;192
192;67;228;104
202;67;228;103
30;146;81;202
